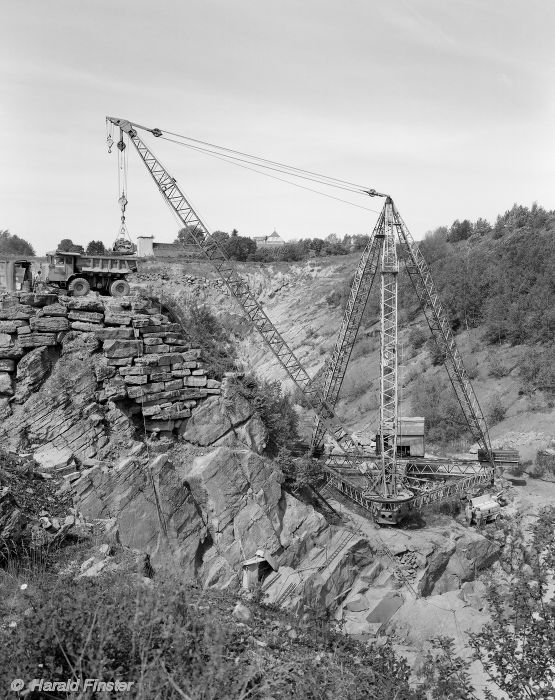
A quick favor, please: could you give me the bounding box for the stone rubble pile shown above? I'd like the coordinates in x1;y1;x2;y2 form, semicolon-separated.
137;272;231;296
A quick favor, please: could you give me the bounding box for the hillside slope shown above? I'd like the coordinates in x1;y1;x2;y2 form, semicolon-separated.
135;249;554;463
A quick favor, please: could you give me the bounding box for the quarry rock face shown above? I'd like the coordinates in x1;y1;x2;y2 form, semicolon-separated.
70;442;348;601
0;291;222;466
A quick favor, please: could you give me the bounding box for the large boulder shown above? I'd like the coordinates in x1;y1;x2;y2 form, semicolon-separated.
182;393;268;453
29;316;69;333
14;346;52;403
0;372;14;395
33;444;73;472
418;530;499;596
431;531;500;594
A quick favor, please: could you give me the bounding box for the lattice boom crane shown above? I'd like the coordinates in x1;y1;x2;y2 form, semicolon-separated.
106;116;497;525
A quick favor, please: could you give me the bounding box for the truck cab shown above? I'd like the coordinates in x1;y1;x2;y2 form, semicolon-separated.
46;252;78;286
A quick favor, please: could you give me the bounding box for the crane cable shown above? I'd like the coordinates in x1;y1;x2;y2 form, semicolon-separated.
160;136;365;194
125;121;383;214
159;136;381;214
129;120;379;192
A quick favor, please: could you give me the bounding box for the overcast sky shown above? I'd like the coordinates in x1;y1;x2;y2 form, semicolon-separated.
1;0;553;254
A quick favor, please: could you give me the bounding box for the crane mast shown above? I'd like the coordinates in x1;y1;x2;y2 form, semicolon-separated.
378;198;399;498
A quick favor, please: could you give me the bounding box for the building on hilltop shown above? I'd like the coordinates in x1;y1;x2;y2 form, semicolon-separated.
252;230;285;248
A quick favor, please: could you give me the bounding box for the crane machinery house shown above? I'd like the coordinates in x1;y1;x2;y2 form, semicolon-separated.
375;417;425;458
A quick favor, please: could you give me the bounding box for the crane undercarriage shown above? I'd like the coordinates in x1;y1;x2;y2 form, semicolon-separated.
106;116;514;526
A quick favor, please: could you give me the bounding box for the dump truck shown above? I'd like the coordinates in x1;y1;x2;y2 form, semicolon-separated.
46;250;138;297
465;494;503;526
0;257;33;293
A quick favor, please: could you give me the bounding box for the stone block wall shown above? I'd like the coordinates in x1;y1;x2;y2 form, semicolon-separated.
0;291;221;438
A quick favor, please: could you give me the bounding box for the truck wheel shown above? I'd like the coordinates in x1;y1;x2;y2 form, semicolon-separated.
110;279;130;297
68;277;90;297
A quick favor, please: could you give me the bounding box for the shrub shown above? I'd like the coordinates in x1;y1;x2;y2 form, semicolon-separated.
279;448;321;491
506;462;525;477
350;336;375;360
487;352;510;378
425;338;446;366
468;507;555;698
177;302;237;378
487;393;506;425
465;363;479;380
325;289;343;307
229;374;299;455
408;325;427;350
411;376;468;443
520;345;555;397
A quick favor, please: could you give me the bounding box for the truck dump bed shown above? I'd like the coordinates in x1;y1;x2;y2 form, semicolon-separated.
75;254;138;274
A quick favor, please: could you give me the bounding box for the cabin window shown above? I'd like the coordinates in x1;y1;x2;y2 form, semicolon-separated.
55;256;64;265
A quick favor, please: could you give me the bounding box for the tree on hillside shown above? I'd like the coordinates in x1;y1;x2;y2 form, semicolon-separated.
211;230;230;246
57;238;84;253
473;217;492;237
418;227;450;264
448;219;472;242
224;230;256;261
0;230;35;256
177;226;205;245
411;375;467;442
86;240;106;255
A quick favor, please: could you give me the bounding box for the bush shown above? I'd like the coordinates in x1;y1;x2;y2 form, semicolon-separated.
425;338;446;366
487;393;506;425
506;462;525;477
487;352;510;378
279;448;321;491
519;345;555;397
408;326;427;350
177;303;237;378
229;375;299;455
411;376;468;443
465;363;479;380
325;289;343;307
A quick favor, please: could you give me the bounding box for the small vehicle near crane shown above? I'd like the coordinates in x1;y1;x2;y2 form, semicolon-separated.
46;250;138;297
465;493;503;526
